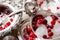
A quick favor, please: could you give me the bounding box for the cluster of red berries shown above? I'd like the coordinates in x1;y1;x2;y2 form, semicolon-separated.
0;18;13;30
32;15;58;39
23;27;37;40
0;5;13;30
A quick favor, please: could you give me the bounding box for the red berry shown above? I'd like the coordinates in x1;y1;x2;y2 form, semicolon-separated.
23;34;29;40
6;22;11;26
49;25;54;29
30;32;37;38
51;15;58;20
39;1;43;6
48;29;51;33
51;20;56;25
29;37;33;40
33;25;38;31
25;27;32;34
48;32;54;37
4;22;11;28
0;26;3;30
43;35;47;39
57;7;60;10
43;19;47;25
46;24;50;29
32;21;37;25
37;19;43;24
10;18;13;22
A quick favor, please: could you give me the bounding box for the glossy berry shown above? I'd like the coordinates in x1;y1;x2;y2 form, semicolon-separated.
30;32;37;38
48;29;51;33
4;22;11;28
32;21;37;25
48;31;54;37
10;18;13;22
0;26;3;30
43;19;47;25
39;1;43;6
49;25;54;29
57;7;60;10
37;19;43;24
42;35;47;39
23;34;28;40
51;15;58;20
51;20;56;25
33;25;38;31
46;24;50;29
25;27;32;34
6;22;11;26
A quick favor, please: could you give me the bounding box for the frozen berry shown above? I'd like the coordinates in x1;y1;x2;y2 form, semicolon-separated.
48;29;51;33
33;25;38;31
43;19;47;25
32;21;37;25
51;15;58;20
39;1;43;6
57;7;60;10
51;20;56;25
30;32;37;38
10;18;13;22
43;35;47;39
49;25;54;29
37;19;43;24
23;34;28;40
25;27;32;34
4;22;11;28
48;32;54;37
46;24;50;29
0;26;3;30
6;22;11;26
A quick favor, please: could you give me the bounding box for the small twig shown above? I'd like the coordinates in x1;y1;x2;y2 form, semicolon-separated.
9;9;24;17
